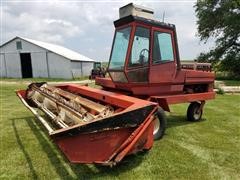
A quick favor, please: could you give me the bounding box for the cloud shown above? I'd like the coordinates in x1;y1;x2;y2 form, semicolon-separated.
2;3;83;44
1;1;215;60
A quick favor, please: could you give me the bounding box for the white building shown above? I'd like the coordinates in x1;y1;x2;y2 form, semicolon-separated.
0;37;95;79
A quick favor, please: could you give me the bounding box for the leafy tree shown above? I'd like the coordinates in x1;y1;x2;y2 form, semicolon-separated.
195;0;240;77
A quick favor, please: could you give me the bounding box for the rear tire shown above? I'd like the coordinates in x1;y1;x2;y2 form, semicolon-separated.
187;102;203;121
153;107;166;140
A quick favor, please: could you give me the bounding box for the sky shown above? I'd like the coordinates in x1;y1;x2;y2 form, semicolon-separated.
1;0;215;61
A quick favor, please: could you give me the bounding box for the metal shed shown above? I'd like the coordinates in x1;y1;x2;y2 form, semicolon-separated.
0;37;95;79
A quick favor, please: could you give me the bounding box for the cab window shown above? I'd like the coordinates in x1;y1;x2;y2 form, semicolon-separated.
128;27;150;67
109;27;131;70
153;32;174;63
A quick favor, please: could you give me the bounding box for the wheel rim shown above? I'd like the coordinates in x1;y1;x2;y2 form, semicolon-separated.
193;108;201;120
153;117;160;135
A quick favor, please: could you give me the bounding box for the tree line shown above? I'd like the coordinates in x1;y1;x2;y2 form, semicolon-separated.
195;0;240;79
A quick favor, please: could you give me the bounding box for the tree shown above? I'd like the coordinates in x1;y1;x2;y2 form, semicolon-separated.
195;0;240;78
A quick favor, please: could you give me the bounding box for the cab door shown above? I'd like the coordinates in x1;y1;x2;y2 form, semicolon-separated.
149;27;177;84
126;25;151;83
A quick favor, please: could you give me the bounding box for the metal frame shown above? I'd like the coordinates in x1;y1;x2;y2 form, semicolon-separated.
16;14;216;166
16;84;158;165
98;15;215;97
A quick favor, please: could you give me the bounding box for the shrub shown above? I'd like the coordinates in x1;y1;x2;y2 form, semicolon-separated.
216;87;225;95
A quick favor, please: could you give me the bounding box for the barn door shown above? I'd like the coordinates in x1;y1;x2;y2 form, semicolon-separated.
20;53;33;78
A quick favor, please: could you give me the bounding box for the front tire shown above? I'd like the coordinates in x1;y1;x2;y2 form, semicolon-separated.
153;107;166;140
187;102;203;121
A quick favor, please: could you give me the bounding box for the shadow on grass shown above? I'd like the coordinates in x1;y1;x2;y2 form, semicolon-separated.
12;116;146;179
12;119;38;179
12;112;204;179
24;116;100;179
12;113;206;178
12;113;205;178
166;114;206;129
70;152;147;179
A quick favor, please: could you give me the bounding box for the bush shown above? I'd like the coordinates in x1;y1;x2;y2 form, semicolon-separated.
215;72;240;81
216;87;225;95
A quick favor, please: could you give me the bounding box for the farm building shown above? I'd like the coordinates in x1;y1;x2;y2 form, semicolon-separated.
0;37;95;79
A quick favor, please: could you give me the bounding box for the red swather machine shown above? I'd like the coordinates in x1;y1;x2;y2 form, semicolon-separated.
16;4;215;166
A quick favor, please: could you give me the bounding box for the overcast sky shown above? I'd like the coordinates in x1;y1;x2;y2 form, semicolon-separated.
1;0;214;61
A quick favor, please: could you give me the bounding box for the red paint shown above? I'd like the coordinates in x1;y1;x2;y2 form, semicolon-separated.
16;13;216;166
96;16;215;101
16;85;157;165
53;128;133;163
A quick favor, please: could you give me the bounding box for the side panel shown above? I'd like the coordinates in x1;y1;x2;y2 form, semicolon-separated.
71;61;82;78
149;62;177;83
53;129;133;163
152;92;215;105
131;84;184;95
48;53;72;79
184;70;215;84
5;53;21;78
31;52;48;78
0;54;6;77
82;62;93;76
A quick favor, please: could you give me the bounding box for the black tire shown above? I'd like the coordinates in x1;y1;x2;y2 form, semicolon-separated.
153;107;166;140
187;102;203;121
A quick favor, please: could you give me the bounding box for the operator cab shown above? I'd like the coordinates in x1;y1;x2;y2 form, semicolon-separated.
94;62;101;69
108;3;180;84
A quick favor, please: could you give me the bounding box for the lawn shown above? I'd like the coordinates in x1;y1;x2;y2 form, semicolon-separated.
0;82;240;179
222;80;240;86
0;76;89;83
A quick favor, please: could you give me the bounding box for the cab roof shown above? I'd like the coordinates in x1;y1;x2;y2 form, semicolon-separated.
114;15;176;30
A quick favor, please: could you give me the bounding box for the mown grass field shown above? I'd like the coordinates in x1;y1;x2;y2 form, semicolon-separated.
0;77;89;83
222;80;240;86
0;82;240;179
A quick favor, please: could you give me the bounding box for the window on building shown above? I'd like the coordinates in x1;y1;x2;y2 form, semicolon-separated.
16;41;22;50
153;32;174;64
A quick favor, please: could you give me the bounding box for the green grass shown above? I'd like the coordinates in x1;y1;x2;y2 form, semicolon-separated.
0;76;89;83
215;72;240;81
1;83;240;179
222;80;240;86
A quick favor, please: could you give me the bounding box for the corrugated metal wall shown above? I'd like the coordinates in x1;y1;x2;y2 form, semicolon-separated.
48;52;72;78
71;61;82;78
82;62;94;76
1;38;49;78
31;52;49;77
4;53;22;77
71;61;94;78
0;54;7;77
0;38;94;79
